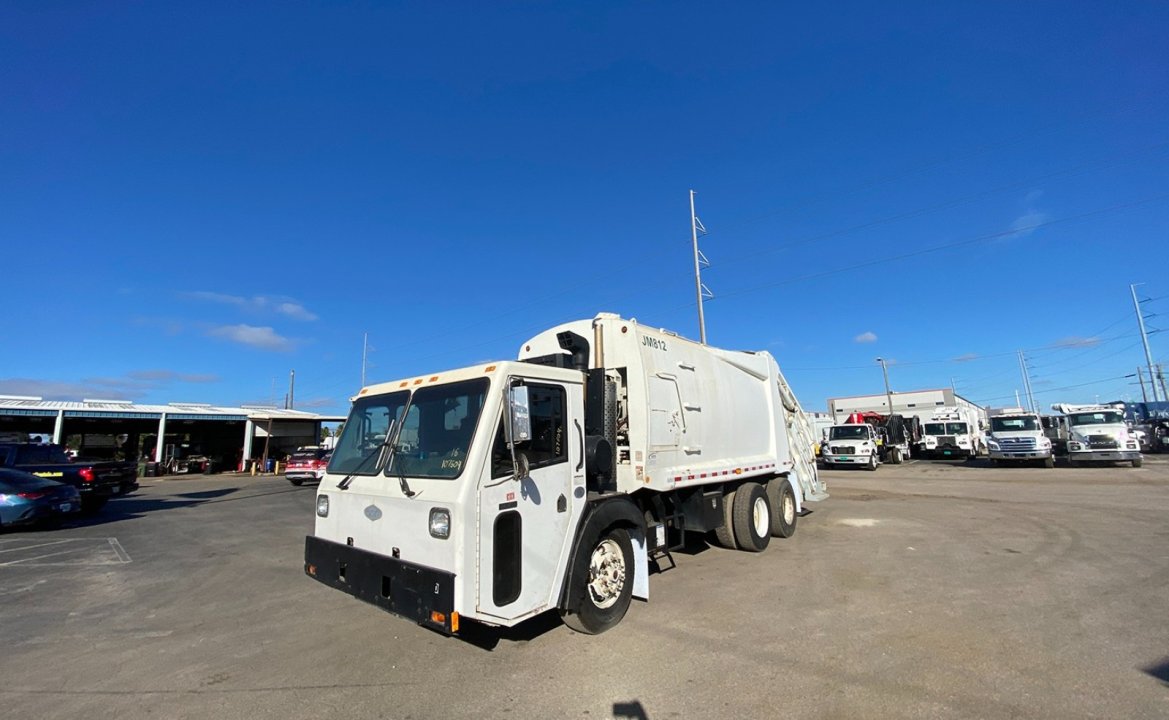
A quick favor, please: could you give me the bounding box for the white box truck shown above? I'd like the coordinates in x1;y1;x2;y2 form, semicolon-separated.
304;313;826;635
1051;403;1142;467
986;407;1054;468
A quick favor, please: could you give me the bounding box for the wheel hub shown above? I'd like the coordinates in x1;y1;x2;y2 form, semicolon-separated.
587;538;626;609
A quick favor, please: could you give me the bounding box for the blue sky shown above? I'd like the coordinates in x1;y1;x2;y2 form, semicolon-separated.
2;1;1167;414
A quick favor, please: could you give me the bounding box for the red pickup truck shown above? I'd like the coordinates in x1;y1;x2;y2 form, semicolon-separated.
0;443;139;514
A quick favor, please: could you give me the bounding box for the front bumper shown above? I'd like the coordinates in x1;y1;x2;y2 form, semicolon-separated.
304;536;457;633
1068;450;1141;463
822;454;871;465
921;446;972;459
989;450;1052;460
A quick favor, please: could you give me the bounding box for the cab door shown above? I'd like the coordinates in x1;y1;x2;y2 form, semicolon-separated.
476;377;584;622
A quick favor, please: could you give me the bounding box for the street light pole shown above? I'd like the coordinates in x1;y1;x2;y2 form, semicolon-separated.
876;357;894;414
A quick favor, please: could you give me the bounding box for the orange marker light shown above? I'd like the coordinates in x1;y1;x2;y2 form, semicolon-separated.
359;389;368;395
399;381;408;388
450;612;459;632
306;564;317;576
429;376;439;382
484;365;496;372
430;611;446;625
413;379;423;385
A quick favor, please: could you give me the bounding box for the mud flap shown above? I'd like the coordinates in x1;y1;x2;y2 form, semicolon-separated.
630;528;649;601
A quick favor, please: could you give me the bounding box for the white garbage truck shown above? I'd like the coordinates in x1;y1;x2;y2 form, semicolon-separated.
304;313;826;635
986;407;1054;468
1051;403;1142;468
918;407;980;460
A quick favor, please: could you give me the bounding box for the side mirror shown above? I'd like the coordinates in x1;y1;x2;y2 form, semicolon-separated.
508;385;531;444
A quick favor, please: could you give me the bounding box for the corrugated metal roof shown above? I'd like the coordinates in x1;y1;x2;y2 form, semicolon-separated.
0;396;344;421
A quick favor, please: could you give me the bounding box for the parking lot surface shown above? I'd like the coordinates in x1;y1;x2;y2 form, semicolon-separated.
2;459;1168;720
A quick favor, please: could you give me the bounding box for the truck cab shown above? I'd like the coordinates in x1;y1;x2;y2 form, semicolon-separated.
821;423;880;470
919;409;977;460
1052;403;1142;467
986;408;1054;467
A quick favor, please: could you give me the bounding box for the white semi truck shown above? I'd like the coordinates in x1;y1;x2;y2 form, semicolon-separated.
1051;403;1142;468
821;422;881;470
918;406;980;460
304;313;826;635
985;407;1054;468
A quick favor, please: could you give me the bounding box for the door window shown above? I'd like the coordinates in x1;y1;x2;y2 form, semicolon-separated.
491;383;567;478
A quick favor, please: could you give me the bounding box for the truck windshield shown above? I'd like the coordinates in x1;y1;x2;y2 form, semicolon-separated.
385;378;490;480
991;417;1039;432
329;391;410;476
923;423;946;435
946;422;969;435
1068;411;1124;427
829;425;868;440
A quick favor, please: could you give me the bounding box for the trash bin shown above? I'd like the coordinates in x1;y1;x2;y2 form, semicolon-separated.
265;458;275;473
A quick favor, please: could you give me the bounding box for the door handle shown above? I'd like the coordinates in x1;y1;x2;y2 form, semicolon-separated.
574;419;584;472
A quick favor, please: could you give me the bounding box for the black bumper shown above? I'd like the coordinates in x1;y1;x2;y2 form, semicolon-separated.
304;536;457;633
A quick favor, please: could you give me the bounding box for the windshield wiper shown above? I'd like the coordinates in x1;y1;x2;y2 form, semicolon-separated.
390;449;416;498
336;438;392;490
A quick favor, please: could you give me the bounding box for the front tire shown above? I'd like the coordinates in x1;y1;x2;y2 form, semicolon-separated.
866;453;878;471
1132;458;1143;468
560;527;634;635
732;482;771;552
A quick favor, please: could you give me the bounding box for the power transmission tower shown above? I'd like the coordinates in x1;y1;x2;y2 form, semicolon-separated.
1131;283;1161;402
690;190;712;344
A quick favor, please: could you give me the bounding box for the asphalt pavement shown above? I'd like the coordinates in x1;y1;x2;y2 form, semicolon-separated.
2;459;1168;720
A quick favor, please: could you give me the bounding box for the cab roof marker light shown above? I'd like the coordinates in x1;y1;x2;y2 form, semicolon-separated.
413;379;423;386
484;365;496;372
429;376;439;382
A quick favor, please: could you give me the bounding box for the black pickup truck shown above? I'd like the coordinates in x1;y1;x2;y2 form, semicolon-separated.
0;443;139;513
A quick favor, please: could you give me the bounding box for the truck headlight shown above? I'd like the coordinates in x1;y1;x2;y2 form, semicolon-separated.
429;508;451;539
316;495;329;517
987;439;1000;450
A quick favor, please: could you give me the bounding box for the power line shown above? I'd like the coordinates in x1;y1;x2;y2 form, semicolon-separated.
702;193;1169;304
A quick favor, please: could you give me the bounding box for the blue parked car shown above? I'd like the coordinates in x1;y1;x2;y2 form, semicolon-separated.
0;467;82;530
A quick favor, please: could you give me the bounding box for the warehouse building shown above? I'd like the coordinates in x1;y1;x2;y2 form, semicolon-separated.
828;388;987;427
0;395;344;471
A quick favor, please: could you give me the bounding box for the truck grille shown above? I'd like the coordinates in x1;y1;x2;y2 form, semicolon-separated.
938;435;956;446
832;446;856;454
1086;435;1118;449
999;437;1037;450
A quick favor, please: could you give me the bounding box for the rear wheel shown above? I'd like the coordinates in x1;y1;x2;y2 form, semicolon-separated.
288;477;304;486
732;482;770;552
713;487;739;549
767;478;797;538
560;527;634;635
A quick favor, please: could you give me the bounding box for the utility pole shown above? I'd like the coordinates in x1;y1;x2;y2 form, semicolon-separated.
1131;283;1161;402
1136;367;1149;404
876;357;894;414
689;190;712;345
1018;351;1037;414
361;332;368;387
1158;363;1169;403
1015;390;1022;407
288;369;295;410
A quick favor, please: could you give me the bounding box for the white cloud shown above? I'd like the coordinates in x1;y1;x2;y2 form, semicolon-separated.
207;324;295;352
0;369;220;401
1053;336;1100;349
953;353;979;363
854;331;878;344
185;292;318;321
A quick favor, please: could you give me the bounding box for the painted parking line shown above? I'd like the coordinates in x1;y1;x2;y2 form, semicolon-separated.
0;538;131;567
